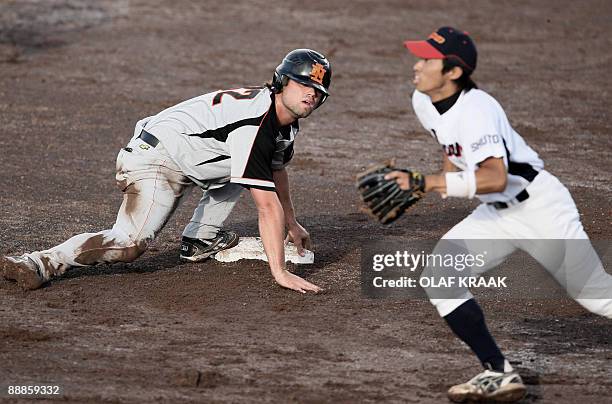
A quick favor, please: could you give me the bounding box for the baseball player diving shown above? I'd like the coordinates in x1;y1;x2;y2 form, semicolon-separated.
1;49;330;295
358;27;612;402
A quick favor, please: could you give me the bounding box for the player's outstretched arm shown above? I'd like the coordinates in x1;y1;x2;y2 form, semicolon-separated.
424;156;507;195
250;188;321;294
385;157;506;198
272;168;311;256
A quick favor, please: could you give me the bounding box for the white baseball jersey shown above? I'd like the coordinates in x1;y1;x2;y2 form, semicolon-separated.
412;89;544;203
138;86;296;190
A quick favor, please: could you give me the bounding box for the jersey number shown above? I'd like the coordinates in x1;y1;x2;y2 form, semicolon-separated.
212;88;261;106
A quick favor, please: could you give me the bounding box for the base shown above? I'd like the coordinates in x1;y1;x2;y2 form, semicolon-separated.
213;237;314;264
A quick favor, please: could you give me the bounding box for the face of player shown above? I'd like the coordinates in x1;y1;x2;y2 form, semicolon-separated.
412;58;459;102
278;79;323;121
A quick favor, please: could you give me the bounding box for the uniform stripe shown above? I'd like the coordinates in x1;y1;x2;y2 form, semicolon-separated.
508;161;538;182
241;184;276;191
231;177;275;188
188;113;267;142
190;177;229;188
502;139;538;182
195;155;230;166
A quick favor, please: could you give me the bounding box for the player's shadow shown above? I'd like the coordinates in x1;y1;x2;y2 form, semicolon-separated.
513;367;542;403
49;210;434;284
502;313;611;403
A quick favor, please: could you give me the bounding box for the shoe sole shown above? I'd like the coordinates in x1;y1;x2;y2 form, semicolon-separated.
448;384;526;403
1;257;46;290
489;384;527;402
179;235;240;262
180;251;217;262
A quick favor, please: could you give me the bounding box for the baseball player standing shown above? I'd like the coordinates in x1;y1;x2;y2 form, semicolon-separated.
1;49;330;294
386;27;612;402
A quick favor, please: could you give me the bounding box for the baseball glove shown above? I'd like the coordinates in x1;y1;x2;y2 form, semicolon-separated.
356;161;425;224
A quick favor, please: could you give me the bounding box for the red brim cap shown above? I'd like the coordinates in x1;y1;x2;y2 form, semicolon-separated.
403;40;445;59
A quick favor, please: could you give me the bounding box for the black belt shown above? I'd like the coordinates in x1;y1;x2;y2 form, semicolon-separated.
488;189;530;210
138;130;159;147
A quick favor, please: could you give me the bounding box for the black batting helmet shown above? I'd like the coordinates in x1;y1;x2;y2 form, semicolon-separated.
271;49;332;106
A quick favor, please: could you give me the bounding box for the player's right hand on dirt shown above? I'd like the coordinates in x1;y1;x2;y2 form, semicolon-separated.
273;270;321;294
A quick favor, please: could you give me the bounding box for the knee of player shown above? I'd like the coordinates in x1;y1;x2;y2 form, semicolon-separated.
116;231;153;262
430;298;473;318
121;239;150;262
73;234;151;266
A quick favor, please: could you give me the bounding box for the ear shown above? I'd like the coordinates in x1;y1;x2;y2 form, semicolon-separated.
446;66;464;81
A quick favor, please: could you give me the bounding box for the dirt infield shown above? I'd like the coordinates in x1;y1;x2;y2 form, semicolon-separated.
1;1;611;403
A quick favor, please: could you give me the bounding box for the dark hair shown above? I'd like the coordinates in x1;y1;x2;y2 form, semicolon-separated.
265;75;290;93
442;58;477;91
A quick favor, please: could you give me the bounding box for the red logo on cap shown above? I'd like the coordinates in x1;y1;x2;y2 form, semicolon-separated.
428;32;446;44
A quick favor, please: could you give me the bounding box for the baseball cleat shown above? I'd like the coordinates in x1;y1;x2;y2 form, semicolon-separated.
180;230;239;262
447;369;526;403
0;255;47;290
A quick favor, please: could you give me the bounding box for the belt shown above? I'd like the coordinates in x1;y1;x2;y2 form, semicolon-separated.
138;129;159;147
488;189;529;210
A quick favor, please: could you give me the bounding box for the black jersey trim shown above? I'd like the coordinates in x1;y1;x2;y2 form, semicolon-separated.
195;155;230;166
508;161;539;182
187;112;268;142
502;139;539;182
433;89;462;115
240;184;276;191
188;177;229;189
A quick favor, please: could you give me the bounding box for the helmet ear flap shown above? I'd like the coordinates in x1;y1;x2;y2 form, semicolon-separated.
271;72;289;93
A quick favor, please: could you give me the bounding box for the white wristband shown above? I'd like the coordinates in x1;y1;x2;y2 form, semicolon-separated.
445;171;476;198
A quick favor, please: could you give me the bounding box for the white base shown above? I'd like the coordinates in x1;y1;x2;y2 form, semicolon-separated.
213;237;314;264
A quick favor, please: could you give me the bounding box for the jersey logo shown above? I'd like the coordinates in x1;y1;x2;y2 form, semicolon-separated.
429;32;446;44
471;134;501;152
212;87;261;106
309;63;327;85
443;142;462;157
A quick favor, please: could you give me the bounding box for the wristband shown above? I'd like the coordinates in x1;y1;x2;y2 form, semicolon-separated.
445;171;476;198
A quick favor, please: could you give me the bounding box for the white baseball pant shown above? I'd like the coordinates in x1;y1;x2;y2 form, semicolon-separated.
24;124;239;279
426;170;612;319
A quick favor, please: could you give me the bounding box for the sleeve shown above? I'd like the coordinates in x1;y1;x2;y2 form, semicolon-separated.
459;102;507;169
227;125;275;190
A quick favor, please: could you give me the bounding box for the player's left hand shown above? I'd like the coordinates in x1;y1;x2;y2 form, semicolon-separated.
384;170;412;190
285;221;311;256
356;161;426;225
